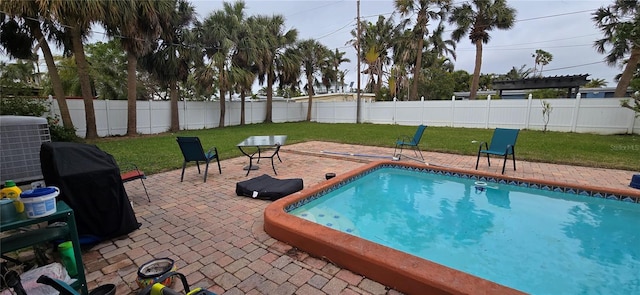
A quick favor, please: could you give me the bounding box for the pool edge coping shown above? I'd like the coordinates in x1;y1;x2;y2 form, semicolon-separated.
264;160;640;294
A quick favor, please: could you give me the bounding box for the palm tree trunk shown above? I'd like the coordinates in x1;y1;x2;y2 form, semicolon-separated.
31;25;73;129
614;47;640;98
218;66;226;128
376;60;383;93
240;89;246;126
219;87;226;128
70;28;98;139
334;65;339;93
169;80;179;132
411;37;424;101
126;53;138;135
306;74;314;121
367;63;376;93
469;40;484;100
265;69;274;123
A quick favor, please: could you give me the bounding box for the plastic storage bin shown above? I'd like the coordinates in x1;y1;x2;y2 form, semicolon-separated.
21;187;59;218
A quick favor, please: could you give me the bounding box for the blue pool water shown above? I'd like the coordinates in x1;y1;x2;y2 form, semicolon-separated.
289;167;640;294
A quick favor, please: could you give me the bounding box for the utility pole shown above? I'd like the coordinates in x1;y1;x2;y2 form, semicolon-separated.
356;0;361;123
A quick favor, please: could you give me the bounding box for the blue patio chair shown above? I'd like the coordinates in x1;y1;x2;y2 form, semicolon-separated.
394;125;427;160
475;128;520;174
176;137;221;182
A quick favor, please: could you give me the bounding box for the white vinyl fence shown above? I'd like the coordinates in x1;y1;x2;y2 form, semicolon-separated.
48;95;639;138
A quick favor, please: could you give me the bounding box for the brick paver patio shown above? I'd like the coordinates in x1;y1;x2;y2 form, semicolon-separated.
81;141;638;295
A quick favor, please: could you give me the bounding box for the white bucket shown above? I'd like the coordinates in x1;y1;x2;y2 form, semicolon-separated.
20;186;59;218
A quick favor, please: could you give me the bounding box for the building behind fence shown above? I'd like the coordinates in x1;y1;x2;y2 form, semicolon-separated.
48;94;639;138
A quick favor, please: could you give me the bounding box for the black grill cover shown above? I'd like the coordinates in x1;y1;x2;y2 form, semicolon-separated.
40;142;140;240
236;174;303;200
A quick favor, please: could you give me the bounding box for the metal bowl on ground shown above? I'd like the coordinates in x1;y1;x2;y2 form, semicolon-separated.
136;258;176;288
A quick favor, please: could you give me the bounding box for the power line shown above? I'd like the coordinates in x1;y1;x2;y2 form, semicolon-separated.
477;33;601;48
284;0;348;20
456;43;594;51
514;9;595;23
541;61;604;72
315;20;356;41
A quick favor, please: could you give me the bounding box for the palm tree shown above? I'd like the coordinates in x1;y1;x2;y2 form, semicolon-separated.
372;15;398;93
276;46;302;98
229;66;255;125
452;69;471;92
297;39;329;121
350;15;397;94
0;61;35;89
501;64;533;81
449;0;516;100
532;49;553;77
230;29;257;125
593;0;640;98
102;0;173;136
53;57;82;95
84;41;127;100
320;65;333;93
394;0;451;100
338;69;349;92
199;1;248;127
139;0;196;132
229;3;258;126
329;49;350;92
391;27;415;100
362;44;381;93
249;15;298;123
48;0;110;139
584;78;608;88
424;21;457;64
0;2;75;130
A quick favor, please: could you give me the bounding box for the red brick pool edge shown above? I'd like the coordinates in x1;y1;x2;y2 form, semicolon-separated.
264;160;640;295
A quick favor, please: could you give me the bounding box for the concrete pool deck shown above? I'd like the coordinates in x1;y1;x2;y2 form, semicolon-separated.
83;141;639;294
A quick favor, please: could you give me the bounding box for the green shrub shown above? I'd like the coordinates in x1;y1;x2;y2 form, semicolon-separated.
0;96;47;116
0;97;80;142
48;123;80;142
47;116;81;142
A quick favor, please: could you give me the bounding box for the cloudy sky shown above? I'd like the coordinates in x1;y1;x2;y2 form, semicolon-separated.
10;0;618;91
188;0;621;88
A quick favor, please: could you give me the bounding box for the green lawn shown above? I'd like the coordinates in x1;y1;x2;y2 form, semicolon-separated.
87;122;640;175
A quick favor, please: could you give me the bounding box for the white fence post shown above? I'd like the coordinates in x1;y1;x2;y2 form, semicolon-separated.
524;94;533;130
393;97;397;124
421;96;425;124
363;99;367;123
485;95;492;129
451;95;455;127
206;101;210;128
148;100;152;134
105;99;111;136
183;99;188;130
627;109;636;134
571;93;582;132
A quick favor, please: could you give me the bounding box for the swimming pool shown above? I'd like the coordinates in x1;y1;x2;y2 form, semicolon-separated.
263;161;640;295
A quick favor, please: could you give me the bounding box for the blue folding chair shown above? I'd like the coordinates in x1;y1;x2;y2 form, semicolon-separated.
176;137;221;182
394;125;427;161
475;128;520;174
